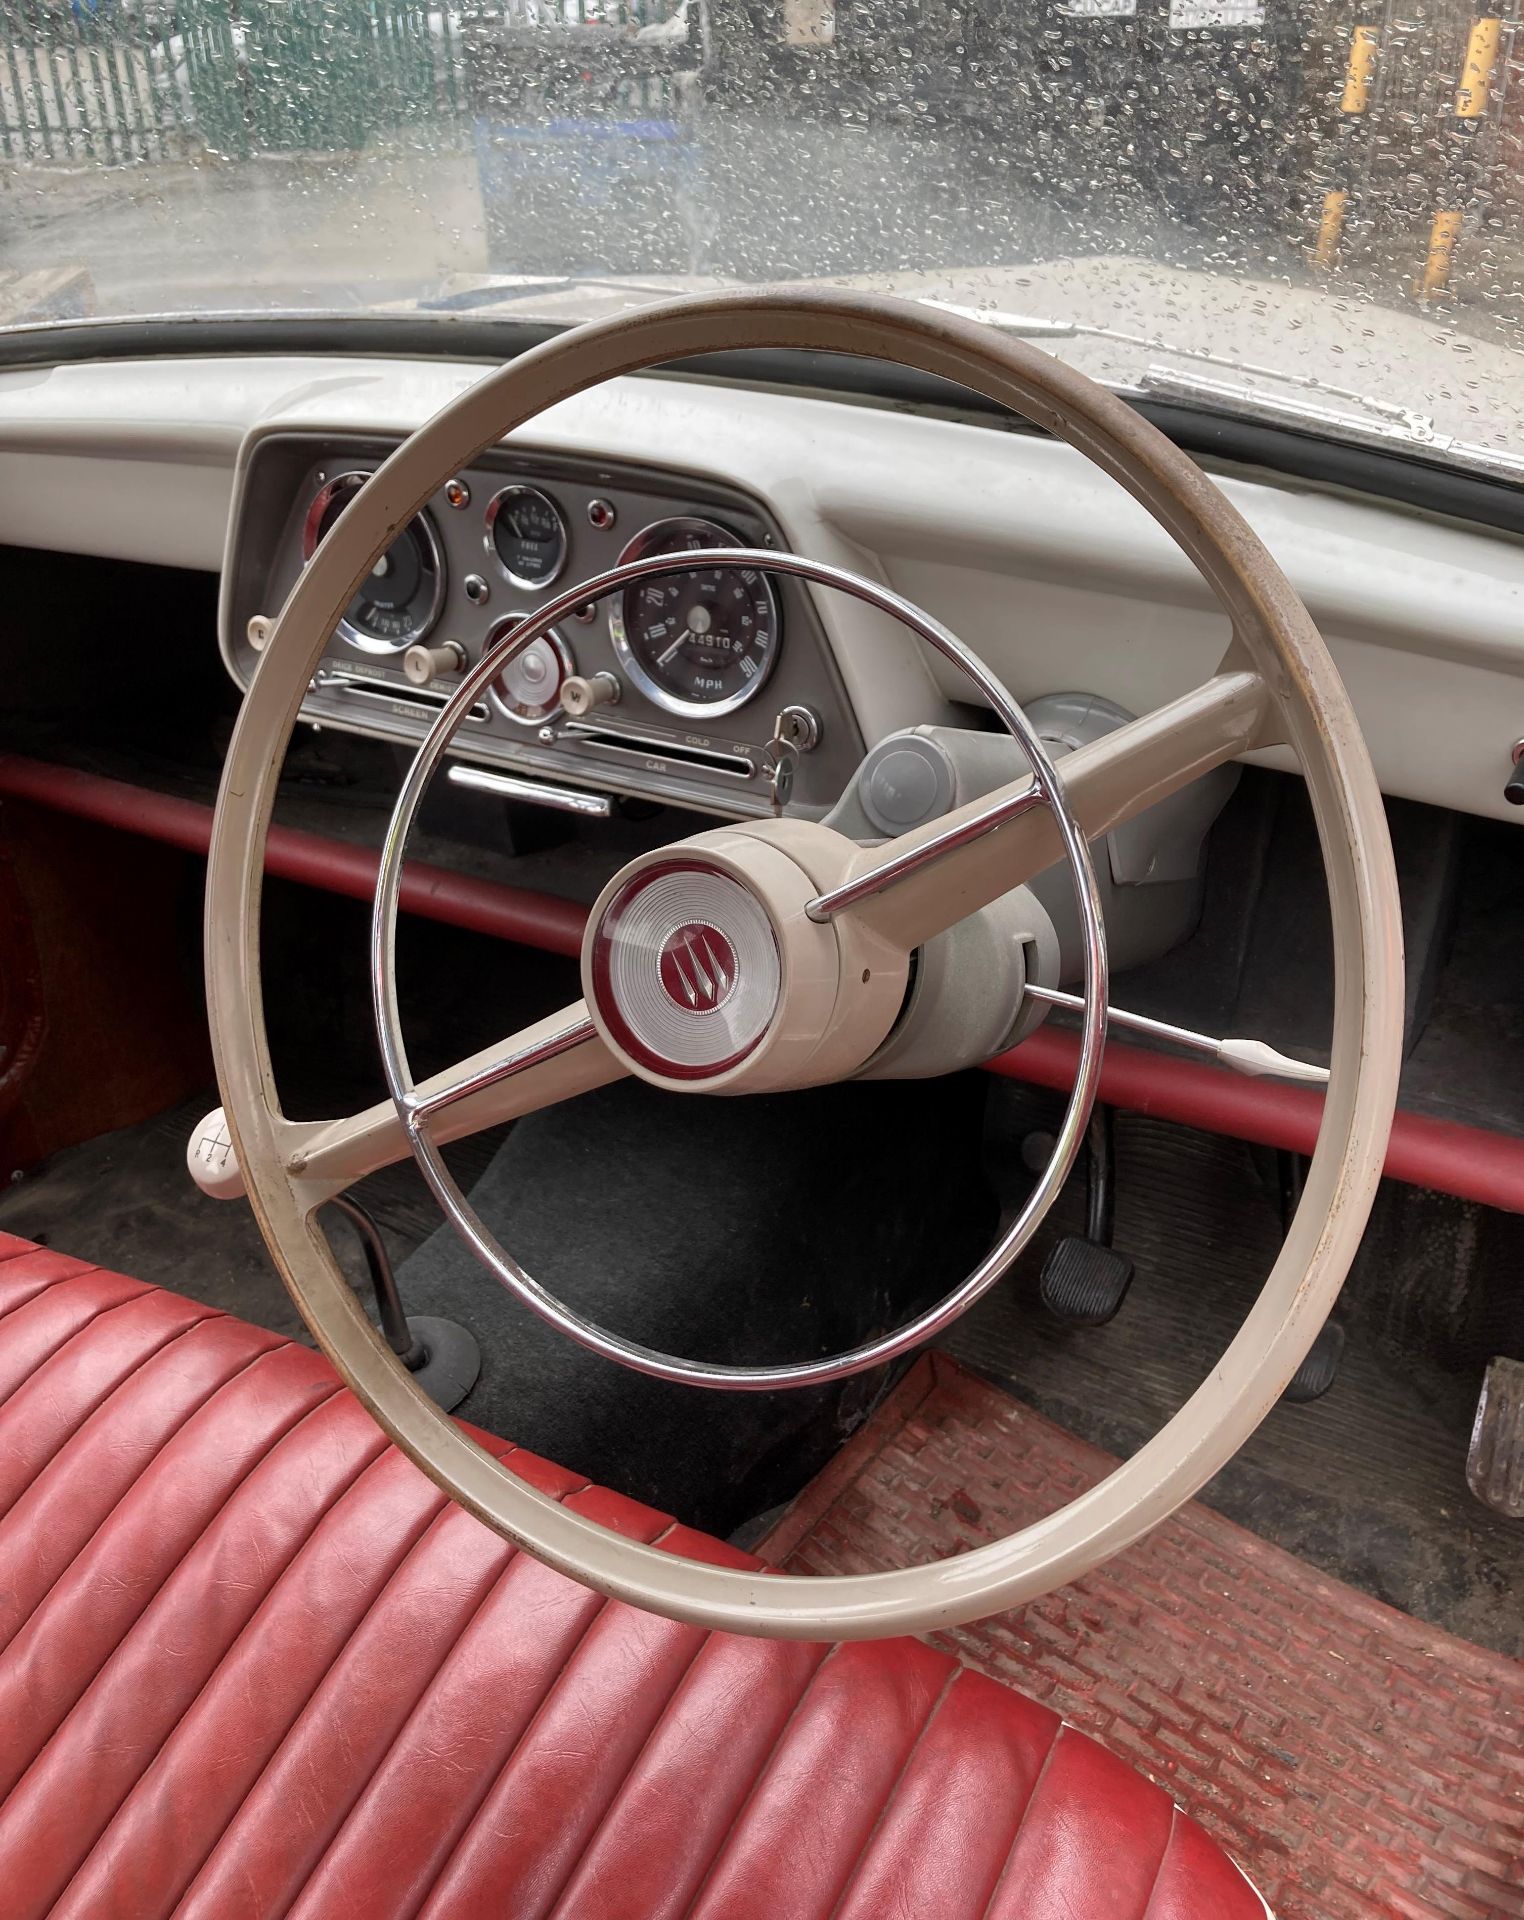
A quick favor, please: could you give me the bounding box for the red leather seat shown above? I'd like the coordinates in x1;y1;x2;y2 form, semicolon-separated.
0;1232;1268;1919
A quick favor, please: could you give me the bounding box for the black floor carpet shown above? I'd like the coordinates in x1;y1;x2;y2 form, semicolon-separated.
388;1073;996;1532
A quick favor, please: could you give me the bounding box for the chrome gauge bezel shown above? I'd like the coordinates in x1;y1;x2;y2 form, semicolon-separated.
302;470;447;656
608;516;783;722
483;484;570;593
484;615;575;726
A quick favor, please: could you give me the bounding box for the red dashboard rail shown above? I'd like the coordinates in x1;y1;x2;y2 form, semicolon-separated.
986;1026;1523;1215
3;751;1521;1214
0;754;586;960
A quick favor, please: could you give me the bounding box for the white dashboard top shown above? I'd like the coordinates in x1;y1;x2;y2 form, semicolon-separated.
1;349;1521;823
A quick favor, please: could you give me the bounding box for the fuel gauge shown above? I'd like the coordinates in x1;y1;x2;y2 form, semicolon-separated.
485;485;569;591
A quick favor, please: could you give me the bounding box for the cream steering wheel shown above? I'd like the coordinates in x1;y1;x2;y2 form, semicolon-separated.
206;290;1403;1640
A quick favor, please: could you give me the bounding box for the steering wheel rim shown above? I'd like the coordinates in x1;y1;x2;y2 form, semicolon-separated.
206;288;1403;1640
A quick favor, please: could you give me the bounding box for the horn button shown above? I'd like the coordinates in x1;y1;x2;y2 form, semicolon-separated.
589;860;783;1081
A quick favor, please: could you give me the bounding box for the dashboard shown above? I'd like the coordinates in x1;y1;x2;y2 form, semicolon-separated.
222;435;863;820
1;349;1523;830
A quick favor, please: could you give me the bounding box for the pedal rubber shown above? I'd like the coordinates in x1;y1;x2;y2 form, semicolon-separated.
1039;1236;1135;1328
1282;1320;1345;1404
1466;1355;1524;1518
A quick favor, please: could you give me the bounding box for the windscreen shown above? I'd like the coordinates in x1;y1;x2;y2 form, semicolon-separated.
1;0;1519;470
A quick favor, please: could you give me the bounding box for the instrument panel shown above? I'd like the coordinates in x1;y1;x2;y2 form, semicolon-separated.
221;435;863;820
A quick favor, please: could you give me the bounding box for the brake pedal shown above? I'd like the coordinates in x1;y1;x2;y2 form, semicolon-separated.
1467;1356;1524;1518
1040;1234;1135;1327
1281;1320;1345;1404
1037;1105;1135;1328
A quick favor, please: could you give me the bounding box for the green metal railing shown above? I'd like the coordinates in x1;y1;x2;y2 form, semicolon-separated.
0;0;464;166
0;0;193;164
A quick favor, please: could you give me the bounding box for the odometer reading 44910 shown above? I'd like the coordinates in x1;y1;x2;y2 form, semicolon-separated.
611;517;781;720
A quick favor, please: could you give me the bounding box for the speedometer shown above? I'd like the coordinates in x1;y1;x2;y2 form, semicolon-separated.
609;517;781;720
303;472;446;655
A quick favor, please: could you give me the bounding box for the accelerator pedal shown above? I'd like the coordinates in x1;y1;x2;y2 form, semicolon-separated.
1281;1320;1345;1404
1039;1236;1136;1328
1467;1355;1524;1518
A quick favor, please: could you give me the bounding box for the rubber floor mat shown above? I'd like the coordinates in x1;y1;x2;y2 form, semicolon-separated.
762;1356;1524;1920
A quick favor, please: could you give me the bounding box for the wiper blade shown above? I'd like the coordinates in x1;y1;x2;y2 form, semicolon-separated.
915;297;1079;340
919;295;1426;417
1139;366;1524;483
917;294;1524;484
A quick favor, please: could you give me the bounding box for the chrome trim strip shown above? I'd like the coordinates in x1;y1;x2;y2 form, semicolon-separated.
805;781;1047;922
561;720;757;781
312;669;489;723
447;764;613;818
410;1014;601;1122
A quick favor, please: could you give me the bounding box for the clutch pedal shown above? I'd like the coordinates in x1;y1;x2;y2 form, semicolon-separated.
1038;1106;1136;1328
1282;1320;1345;1404
1467;1355;1524;1518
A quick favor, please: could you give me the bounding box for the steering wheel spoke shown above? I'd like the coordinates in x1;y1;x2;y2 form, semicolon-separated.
809;668;1273;952
285;1003;623;1207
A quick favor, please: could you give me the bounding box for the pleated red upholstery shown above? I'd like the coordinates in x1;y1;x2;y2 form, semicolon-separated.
0;1232;1270;1920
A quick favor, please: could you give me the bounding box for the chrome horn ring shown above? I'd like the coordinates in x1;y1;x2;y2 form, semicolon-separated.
370;547;1108;1391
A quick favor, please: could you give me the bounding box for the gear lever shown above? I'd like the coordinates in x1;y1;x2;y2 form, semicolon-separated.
322;1195;482;1414
186;1105;480;1413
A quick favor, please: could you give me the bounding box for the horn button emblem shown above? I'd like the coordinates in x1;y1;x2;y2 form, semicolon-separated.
658;923;738;1012
588;859;784;1081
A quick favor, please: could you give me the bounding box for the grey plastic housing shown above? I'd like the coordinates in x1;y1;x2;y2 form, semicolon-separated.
856;881;1062;1080
829;693;1240;983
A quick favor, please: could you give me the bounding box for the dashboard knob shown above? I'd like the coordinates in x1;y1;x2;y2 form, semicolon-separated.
561;671;621;717
402;640;466;687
